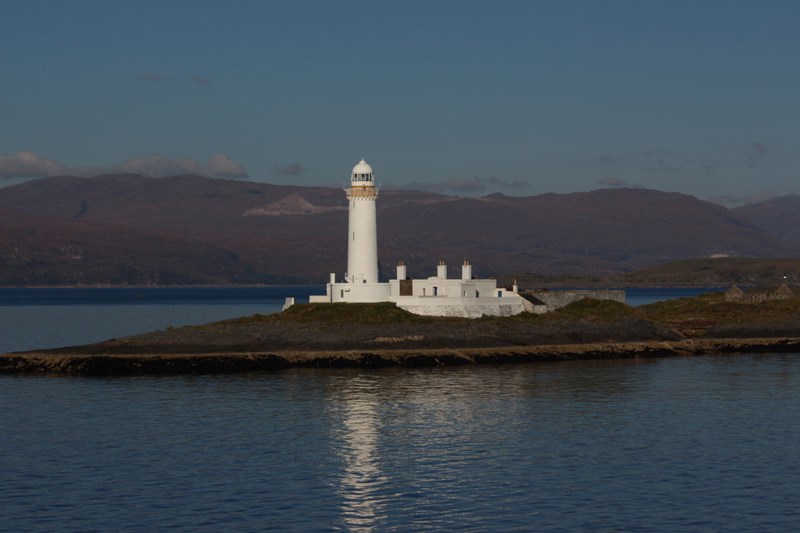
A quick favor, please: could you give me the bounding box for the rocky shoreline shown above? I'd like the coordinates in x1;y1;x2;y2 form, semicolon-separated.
6;297;800;376
3;337;800;376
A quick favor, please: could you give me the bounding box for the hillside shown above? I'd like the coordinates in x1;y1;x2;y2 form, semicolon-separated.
640;292;800;338
0;209;269;285
507;257;800;288
733;195;800;242
0;175;797;286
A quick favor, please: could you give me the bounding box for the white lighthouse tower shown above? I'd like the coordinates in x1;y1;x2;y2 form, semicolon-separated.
309;159;391;303
346;159;379;284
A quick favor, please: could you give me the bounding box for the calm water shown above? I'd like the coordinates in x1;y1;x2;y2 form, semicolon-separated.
2;357;800;531
6;286;794;532
0;287;323;354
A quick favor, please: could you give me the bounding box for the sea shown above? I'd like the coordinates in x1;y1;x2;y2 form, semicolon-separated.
2;286;800;532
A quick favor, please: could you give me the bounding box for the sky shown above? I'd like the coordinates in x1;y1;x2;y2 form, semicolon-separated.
1;0;799;204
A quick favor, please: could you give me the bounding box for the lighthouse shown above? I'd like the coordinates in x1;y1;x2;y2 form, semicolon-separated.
346;159;379;284
309;159;391;303
305;157;536;316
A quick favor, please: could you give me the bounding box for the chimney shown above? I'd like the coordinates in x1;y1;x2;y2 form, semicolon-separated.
462;259;472;280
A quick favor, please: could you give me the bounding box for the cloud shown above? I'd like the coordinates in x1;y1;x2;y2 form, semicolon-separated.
598;144;773;180
0;151;247;179
0;151;66;179
597;177;628;187
188;76;211;86
392;178;485;194
486;176;528;189
111;153;247;178
392;176;528;194
435;178;486;193
707;190;779;207
746;141;767;169
270;162;307;176
598;149;692;177
111;154;202;176
137;72;171;82
205;154;247;177
638;157;687;174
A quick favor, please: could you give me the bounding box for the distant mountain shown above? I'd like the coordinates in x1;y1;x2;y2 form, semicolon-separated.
733;195;800;242
0;175;797;286
0;209;268;286
377;188;795;277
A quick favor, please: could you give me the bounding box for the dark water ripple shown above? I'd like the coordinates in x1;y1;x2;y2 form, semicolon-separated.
2;355;800;531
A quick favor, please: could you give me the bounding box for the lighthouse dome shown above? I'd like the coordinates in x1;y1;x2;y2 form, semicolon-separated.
351;158;374;185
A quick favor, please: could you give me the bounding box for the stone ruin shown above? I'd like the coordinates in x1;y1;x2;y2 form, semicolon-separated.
724;283;794;303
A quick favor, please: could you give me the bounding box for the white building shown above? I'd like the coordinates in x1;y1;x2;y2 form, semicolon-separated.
308;159;529;317
384;260;526;317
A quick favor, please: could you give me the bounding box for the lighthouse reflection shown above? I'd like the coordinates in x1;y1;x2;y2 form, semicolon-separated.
333;374;387;533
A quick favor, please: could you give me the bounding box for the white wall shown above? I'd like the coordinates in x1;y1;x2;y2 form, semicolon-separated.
319;282;391;303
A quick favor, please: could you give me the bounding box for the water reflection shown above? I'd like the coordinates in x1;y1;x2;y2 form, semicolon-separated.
332;374;387;532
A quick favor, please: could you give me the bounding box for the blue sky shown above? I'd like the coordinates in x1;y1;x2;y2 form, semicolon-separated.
1;0;799;204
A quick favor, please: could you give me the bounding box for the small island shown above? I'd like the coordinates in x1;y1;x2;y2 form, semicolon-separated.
3;292;800;375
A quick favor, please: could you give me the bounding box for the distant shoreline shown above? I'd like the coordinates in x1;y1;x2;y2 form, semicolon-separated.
3;337;799;376
0;282;733;289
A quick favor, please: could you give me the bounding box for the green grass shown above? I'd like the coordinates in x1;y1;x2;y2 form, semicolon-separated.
480;298;641;324
275;302;438;324
641;293;800;332
192;293;800;339
544;299;641;321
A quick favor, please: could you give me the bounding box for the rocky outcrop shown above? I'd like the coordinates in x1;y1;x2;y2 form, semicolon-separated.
3;338;800;376
242;194;346;216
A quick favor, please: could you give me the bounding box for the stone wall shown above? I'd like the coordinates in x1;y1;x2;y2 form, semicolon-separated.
522;289;626;312
395;296;526;318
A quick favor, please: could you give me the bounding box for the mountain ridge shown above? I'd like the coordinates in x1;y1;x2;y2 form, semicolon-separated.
733;195;800;242
0;174;797;286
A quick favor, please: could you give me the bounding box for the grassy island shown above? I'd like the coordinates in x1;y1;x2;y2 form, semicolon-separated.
3;293;800;375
